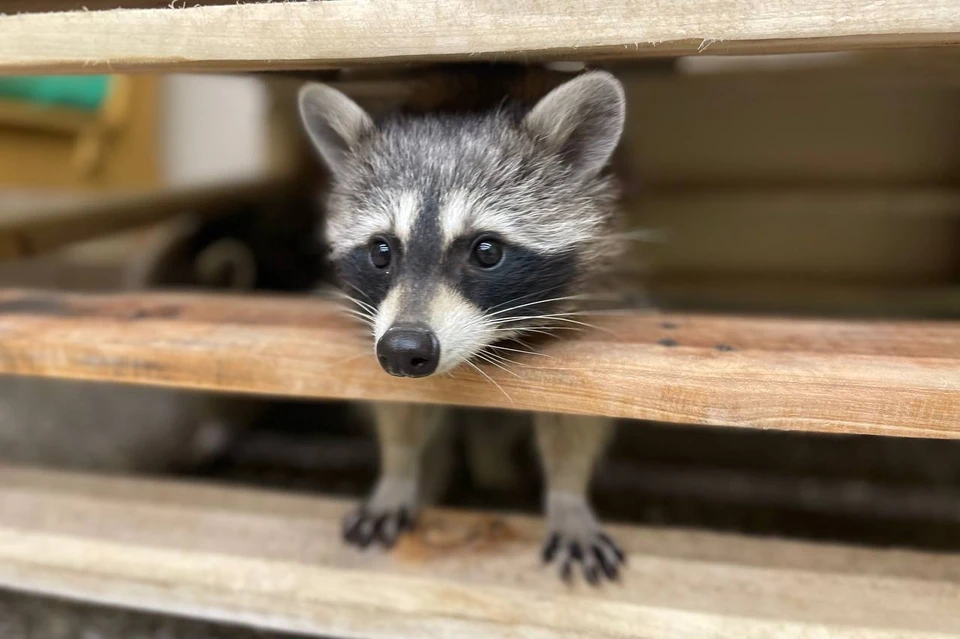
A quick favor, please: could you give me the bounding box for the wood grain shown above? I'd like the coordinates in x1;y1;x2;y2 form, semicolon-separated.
0;289;956;437
0;465;958;638
1;1;959;74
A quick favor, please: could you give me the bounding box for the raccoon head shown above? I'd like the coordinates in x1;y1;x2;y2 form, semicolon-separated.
299;71;625;378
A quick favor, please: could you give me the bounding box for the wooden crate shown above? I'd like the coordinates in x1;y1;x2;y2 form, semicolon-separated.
1;2;959;637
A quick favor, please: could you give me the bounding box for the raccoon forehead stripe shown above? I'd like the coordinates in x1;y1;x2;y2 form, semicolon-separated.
326;189;420;257
439;188;597;254
439;189;482;246
391;190;421;244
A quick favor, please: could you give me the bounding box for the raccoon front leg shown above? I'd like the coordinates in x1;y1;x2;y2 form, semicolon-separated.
535;412;625;584
343;402;444;549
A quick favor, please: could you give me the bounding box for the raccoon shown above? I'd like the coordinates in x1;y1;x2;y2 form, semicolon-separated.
299;71;627;583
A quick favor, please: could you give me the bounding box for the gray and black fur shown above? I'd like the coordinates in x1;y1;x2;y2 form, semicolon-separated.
300;71;628;583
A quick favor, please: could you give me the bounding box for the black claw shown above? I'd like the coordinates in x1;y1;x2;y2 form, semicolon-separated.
599;532;626;564
342;508;363;540
594;545;619;581
546;532;624;584
398;508;413;532
584;563;600;585
353;527;374;548
542;532;560;563
373;513;394;547
342;506;416;549
362;517;379;541
344;518;363;544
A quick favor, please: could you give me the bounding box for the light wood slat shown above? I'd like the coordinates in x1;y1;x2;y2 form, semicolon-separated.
0;177;289;262
0;289;957;437
1;1;959;74
1;465;959;639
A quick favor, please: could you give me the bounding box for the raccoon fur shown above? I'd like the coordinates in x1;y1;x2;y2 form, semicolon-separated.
300;71;627;584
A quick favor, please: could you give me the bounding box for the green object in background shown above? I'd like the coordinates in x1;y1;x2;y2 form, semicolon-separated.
0;76;111;111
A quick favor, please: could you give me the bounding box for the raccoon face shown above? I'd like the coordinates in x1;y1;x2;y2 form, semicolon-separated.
299;71;625;378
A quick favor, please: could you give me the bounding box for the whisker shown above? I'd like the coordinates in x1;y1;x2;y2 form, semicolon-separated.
466;360;513;404
485;283;571;314
604;227;669;244
488;311;591;324
486;294;591;318
571;309;638;316
339;308;376;327
475;352;521;378
341;280;375;303
339;304;376;319
491;315;618;337
315;351;371;371
336;292;378;315
480;348;522;368
489;326;586;333
491;356;528;371
486;344;556;359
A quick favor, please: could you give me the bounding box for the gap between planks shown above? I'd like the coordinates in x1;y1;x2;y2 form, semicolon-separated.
0;465;959;638
0;289;957;437
0;1;959;74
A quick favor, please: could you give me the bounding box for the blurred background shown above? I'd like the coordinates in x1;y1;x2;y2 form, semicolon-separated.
1;50;959;636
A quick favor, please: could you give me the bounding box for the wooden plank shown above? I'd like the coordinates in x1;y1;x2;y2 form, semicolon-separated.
0;465;959;639
0;289;956;437
4;0;240;11
1;1;959;74
0;176;289;262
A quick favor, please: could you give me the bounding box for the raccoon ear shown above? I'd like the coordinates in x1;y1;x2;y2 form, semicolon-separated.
522;71;626;176
298;83;373;175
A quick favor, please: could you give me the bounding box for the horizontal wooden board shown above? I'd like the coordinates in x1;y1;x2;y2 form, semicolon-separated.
0;289;957;437
3;0;240;11
1;465;959;638
0;1;959;74
0;176;289;262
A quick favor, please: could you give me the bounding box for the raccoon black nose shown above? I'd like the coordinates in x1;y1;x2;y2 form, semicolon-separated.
376;324;440;378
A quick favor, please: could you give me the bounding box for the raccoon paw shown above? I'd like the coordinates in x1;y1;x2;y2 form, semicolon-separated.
542;528;625;584
342;477;419;549
342;504;416;549
542;494;625;584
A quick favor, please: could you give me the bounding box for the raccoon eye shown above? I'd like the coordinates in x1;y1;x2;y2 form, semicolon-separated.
369;238;391;269
471;236;503;268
